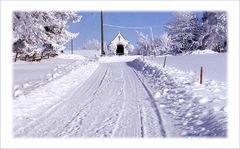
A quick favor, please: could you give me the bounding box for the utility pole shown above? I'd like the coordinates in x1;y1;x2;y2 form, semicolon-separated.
149;27;155;57
100;11;105;56
71;39;73;54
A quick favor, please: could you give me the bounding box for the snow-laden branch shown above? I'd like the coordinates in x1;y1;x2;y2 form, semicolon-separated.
13;11;81;61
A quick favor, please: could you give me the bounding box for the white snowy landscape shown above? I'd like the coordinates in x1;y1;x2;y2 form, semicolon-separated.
13;52;227;137
12;11;227;137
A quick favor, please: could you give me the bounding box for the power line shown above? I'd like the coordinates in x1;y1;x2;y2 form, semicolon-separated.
103;24;147;30
103;23;164;30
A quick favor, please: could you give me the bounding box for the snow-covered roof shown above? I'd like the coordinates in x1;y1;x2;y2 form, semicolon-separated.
110;32;129;46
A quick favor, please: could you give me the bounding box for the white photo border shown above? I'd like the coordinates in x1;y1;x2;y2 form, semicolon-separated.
1;0;239;148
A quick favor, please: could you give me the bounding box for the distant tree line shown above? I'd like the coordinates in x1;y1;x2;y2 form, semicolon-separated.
135;11;227;56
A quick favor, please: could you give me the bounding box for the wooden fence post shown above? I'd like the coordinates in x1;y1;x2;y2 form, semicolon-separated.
200;66;203;84
163;56;167;68
71;39;73;54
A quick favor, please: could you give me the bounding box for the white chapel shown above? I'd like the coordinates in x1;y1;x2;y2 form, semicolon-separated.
108;32;129;55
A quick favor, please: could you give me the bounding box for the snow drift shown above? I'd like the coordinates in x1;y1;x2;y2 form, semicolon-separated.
127;58;227;137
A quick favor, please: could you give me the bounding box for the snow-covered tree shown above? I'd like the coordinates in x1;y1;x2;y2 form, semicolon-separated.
13;11;81;61
108;43;116;53
165;12;202;54
125;43;135;55
135;31;151;56
201;11;227;52
82;39;101;50
154;33;173;55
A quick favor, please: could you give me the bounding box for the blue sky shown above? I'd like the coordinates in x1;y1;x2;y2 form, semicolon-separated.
66;11;202;50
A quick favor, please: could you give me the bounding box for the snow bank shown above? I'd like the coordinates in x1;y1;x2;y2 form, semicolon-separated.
57;53;87;60
13;53;96;97
128;58;227;137
13;59;75;94
190;49;218;55
13;61;99;134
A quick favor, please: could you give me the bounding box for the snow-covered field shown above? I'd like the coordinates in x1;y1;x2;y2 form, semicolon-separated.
14;59;75;85
147;53;227;82
13;53;227;137
13;54;90;96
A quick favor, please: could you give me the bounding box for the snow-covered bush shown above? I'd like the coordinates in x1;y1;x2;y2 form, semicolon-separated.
108;43;116;52
13;11;81;61
125;43;135;55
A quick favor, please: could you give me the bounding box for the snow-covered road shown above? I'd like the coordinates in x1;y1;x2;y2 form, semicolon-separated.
15;60;166;137
14;55;227;138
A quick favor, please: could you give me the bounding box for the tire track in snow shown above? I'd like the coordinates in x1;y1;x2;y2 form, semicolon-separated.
14;62;100;137
16;61;167;137
131;69;167;137
110;64;145;137
59;64;126;137
110;68;126;137
93;67;109;95
91;67;126;137
125;67;145;137
110;102;126;137
58;67;110;137
139;105;145;137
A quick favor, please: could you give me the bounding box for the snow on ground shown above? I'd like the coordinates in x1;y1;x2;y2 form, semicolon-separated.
64;49;99;59
99;55;140;63
13;53;227;137
13;59;74;85
13;54;90;96
14;60;167;137
57;53;87;60
190;49;218;55
147;53;227;82
13;54;99;134
127;58;227;137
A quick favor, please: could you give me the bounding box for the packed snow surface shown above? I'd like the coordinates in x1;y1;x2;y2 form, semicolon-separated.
13;54;227;137
99;56;140;63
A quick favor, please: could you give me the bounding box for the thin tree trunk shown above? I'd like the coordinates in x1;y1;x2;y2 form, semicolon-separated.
14;52;19;62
